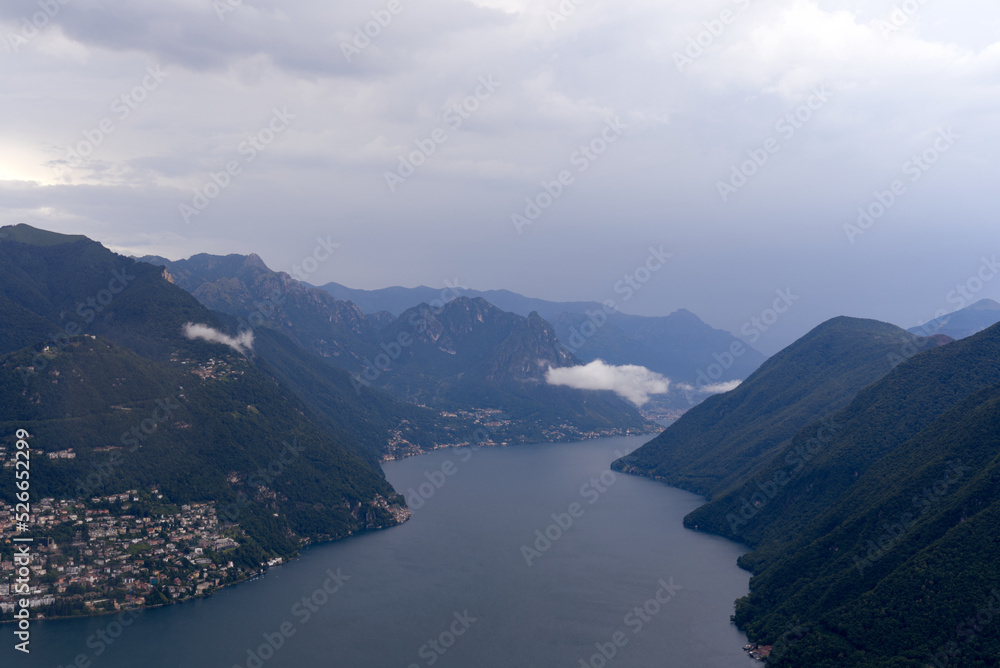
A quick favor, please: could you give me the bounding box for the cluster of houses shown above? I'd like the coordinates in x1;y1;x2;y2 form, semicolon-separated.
743;643;773;661
1;492;252;619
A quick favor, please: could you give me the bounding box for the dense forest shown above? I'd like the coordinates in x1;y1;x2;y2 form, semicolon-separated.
617;316;1000;666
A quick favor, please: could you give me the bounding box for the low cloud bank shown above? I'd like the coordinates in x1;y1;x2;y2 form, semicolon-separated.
677;379;742;395
546;360;670;407
182;323;254;354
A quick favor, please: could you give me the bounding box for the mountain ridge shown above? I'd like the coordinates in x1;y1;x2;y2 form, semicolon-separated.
0;225;410;619
614;316;951;496
615;312;1000;666
908;298;1000;341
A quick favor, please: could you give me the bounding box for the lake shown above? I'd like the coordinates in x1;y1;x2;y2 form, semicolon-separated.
7;436;758;667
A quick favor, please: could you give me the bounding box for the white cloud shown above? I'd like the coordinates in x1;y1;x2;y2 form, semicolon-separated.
182;323;254;354
545;360;670;407
703;380;742;394
677;380;743;395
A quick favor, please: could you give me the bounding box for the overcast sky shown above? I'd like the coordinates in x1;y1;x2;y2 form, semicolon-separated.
1;0;997;353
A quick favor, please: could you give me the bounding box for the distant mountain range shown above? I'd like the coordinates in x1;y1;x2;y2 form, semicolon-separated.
550;309;766;394
314;280;768;407
371;296;650;443
312;281;603;321
616;310;1000;666
908;298;1000;340
144;251;766;429
140;253;378;363
141;252;652;448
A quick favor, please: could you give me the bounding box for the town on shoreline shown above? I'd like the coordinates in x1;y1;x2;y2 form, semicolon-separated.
1;489;274;623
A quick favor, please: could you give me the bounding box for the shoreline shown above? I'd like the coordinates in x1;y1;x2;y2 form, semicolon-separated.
3;432;657;626
379;426;659;463
0;517;407;626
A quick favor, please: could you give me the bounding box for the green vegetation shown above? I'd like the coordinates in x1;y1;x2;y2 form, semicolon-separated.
616;315;1000;666
248;325;475;464
0;223;89;246
145;252;651;451
615;317;946;495
0;228;407;591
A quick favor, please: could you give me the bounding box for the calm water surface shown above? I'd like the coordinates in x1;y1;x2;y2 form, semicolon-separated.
8;436;758;667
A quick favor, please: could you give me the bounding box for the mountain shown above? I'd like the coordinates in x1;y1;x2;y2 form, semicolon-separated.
0;222;89;246
908;298;1000;340
145;253;653;445
175;263;766;419
552;309;767;389
246;324;486;462
140;253;377;363
614;317;951;496
619;314;1000;666
317;280;768;406
314;281;602;321
139;253;481;462
0;226;408;605
731;379;1000;667
366;297;652;443
689;320;1000;551
726;320;1000;667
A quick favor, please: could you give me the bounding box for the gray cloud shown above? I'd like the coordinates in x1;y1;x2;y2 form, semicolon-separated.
1;0;998;354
